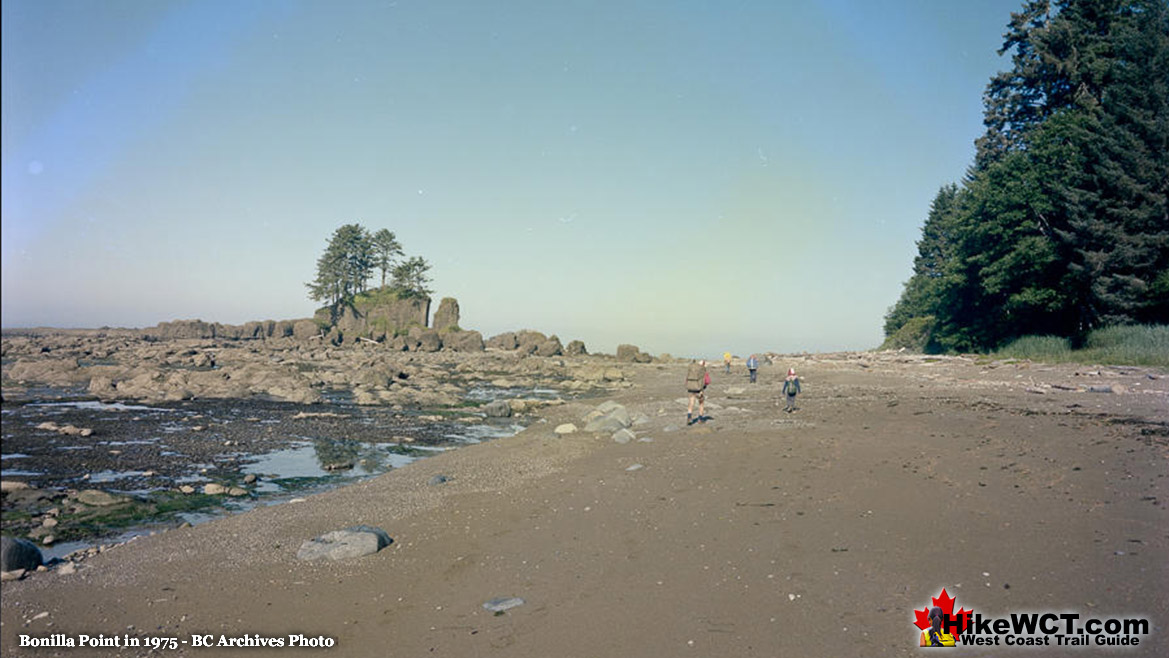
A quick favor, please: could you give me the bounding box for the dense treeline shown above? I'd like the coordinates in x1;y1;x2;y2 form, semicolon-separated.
306;224;432;309
885;0;1169;352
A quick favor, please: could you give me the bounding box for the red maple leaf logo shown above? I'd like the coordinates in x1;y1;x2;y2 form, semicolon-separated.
913;588;971;639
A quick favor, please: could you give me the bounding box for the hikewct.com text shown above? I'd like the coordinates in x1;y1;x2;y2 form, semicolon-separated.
938;612;1149;647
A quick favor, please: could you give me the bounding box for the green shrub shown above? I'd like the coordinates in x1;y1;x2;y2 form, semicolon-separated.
880;315;937;352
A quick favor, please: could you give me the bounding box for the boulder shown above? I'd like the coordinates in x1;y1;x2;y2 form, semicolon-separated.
408;327;443;352
296;525;393;561
617;344;653;363
0;536;43;573
564;340;588;356
583;402;633;433
486;332;518;351
612;428;636;444
535;336;563;357
432;297;461;331
483;400;512;418
515;330;547;355
442;329;484;352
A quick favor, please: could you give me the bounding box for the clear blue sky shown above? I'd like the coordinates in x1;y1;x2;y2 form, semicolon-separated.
2;0;1023;358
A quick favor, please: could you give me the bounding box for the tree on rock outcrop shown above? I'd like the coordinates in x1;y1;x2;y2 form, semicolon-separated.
391;256;433;299
307;224;375;307
372;229;403;289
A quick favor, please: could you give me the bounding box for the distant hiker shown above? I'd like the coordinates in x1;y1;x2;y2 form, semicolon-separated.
782;368;801;412
723;352;732;374
685;359;710;425
746;354;759;384
919;606;956;647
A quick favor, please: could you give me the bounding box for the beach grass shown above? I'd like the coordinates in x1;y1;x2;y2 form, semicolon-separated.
995;324;1169;367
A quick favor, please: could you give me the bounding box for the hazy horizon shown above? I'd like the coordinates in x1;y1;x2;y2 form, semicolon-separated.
3;0;1024;359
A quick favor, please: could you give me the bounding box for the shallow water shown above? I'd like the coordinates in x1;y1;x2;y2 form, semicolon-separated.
2;383;557;558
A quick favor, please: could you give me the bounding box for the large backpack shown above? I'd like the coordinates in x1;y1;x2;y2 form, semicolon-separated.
685;362;705;393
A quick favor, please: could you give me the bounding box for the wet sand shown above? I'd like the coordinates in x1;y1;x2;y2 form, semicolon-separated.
2;353;1166;657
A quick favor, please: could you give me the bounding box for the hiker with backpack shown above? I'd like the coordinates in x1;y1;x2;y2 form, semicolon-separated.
685;359;710;425
781;368;801;412
746;354;759;384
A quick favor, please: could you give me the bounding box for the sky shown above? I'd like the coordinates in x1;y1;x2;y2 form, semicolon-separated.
2;0;1025;358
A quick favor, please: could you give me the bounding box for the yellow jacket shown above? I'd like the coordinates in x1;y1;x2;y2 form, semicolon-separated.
919;629;956;647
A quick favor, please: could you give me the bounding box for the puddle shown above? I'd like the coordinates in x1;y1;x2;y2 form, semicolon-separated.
444;422;525;444
0;469;43;477
29;401;176;413
243;440;422;493
87;469;149;483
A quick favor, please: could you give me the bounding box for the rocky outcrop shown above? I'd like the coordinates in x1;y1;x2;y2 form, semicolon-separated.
142;319;308;342
143;320;217;341
409;327;443;352
441;329;485;352
3;324;634;409
432;298;460;331
535;336;563;357
516;331;548;355
565;340;588;356
293;319;322;341
616;344;653;363
486;332;518;350
364;297;430;339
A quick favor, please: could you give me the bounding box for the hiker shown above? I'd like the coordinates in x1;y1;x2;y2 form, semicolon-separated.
746;354;759;384
781;368;801;412
723;352;732;374
685;359;710;425
919;606;957;647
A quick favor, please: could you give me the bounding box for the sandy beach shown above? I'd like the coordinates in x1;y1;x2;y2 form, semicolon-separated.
2;352;1166;657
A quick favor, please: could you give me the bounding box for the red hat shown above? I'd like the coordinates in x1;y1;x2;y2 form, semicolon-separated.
788;368;795;376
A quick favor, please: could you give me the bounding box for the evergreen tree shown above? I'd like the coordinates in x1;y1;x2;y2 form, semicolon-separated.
371;229;403;289
887;0;1169;351
884;184;964;342
391;256;433;299
306;223;375;307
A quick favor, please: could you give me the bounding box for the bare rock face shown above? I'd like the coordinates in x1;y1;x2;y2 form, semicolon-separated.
616;344;653;363
364;297;429;338
486;332;518;350
536;336;563;357
516;331;547;355
565;340;588;356
408;327;443;352
432;297;460;331
292;319;321;341
442;329;485;352
142;320;219;340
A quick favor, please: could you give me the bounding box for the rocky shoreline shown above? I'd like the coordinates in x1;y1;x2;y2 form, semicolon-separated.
1;326;659;558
